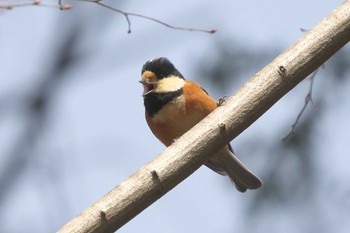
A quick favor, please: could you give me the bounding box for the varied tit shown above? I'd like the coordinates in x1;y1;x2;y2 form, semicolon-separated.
139;57;262;192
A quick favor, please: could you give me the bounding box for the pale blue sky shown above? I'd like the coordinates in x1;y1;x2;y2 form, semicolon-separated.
0;1;349;233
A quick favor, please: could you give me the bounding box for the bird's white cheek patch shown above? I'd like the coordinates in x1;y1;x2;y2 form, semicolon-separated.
156;76;185;93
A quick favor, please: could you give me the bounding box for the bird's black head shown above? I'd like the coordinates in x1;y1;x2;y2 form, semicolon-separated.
141;57;184;80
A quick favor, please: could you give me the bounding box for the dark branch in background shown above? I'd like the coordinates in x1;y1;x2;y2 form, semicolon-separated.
0;0;217;34
282;66;323;140
0;18;81;204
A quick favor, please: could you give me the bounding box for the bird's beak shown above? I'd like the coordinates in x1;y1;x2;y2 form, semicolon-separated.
139;80;155;96
138;80;148;85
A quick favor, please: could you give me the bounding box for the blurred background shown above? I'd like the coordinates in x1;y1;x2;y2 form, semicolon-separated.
0;0;349;232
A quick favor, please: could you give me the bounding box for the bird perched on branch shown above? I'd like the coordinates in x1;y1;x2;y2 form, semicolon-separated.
139;57;262;192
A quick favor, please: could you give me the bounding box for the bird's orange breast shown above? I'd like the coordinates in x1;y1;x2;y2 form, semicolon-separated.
146;81;217;146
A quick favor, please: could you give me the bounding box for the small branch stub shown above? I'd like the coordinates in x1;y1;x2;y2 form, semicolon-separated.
278;65;287;76
218;123;226;131
100;210;107;220
151;170;160;180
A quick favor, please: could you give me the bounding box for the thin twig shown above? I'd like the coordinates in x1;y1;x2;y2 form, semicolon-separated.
87;0;217;34
282;65;323;140
0;0;72;10
1;0;217;34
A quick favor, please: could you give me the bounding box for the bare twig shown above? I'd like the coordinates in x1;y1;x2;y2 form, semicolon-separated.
1;0;216;34
80;0;217;34
282;65;323;140
0;0;72;10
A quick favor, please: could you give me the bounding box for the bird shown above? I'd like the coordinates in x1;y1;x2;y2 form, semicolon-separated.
139;57;262;192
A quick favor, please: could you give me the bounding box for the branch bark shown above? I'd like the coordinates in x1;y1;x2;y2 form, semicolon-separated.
58;1;350;233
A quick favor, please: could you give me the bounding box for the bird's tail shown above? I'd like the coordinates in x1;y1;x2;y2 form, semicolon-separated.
205;147;262;192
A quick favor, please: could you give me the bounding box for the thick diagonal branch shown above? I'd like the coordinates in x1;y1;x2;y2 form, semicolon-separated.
58;1;350;233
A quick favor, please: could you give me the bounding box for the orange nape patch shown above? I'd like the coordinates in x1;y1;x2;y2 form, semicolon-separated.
142;71;158;82
183;81;217;116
